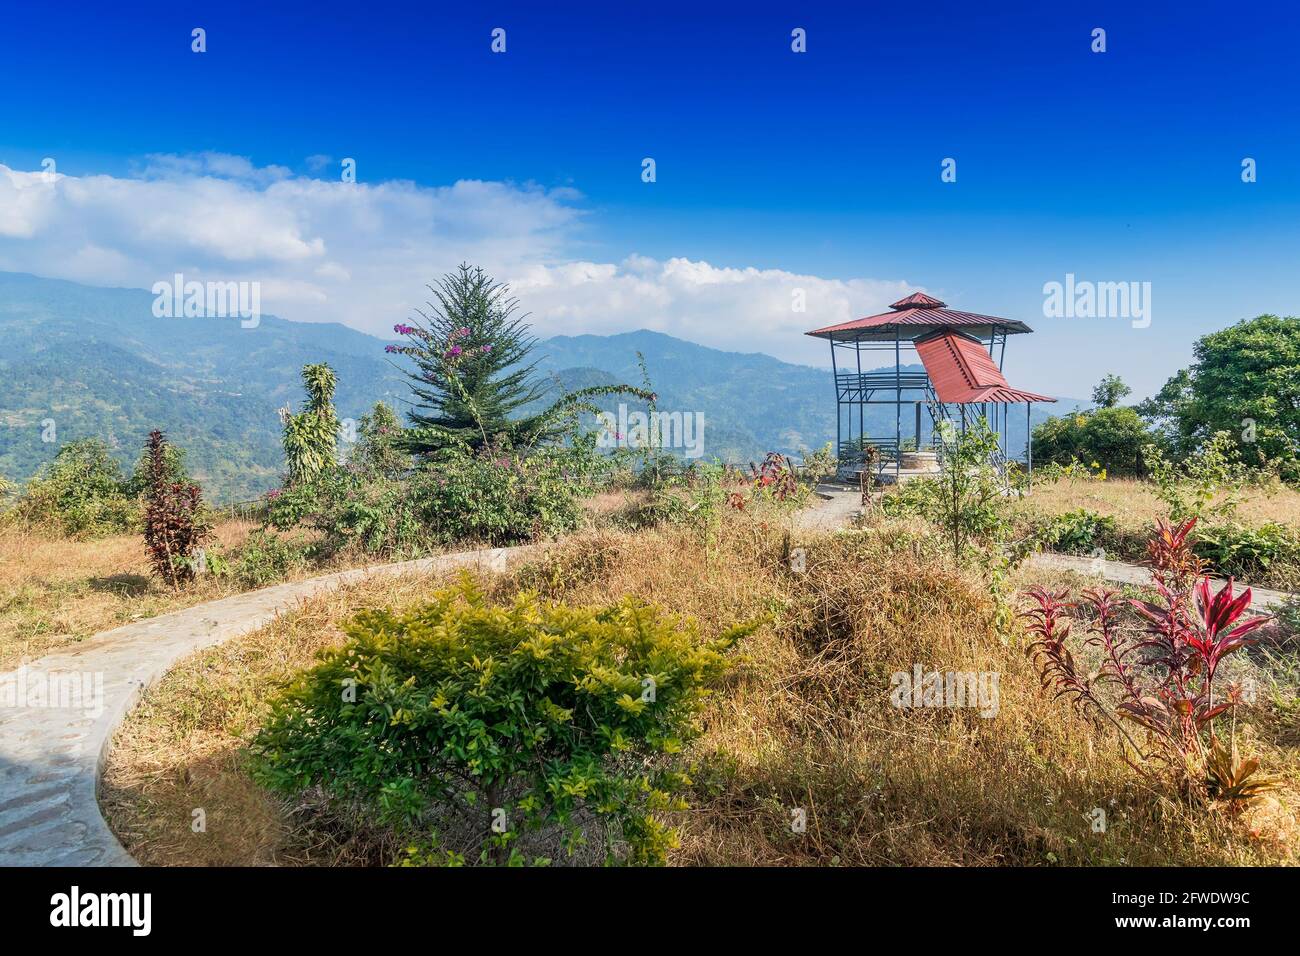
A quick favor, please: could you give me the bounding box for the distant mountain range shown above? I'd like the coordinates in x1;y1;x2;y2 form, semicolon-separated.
0;272;1085;502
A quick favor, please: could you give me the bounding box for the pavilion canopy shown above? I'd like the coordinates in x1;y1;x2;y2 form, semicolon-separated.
805;292;1034;342
914;329;1055;405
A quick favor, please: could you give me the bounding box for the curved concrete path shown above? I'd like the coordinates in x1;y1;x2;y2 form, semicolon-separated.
1025;551;1293;613
0;544;541;867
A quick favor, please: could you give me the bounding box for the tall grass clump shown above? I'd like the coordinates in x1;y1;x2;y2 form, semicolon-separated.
515;512;1296;866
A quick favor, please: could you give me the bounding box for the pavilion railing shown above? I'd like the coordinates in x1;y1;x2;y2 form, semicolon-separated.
835;370;931;398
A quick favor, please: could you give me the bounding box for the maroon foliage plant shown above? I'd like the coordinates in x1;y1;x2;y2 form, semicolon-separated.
142;430;210;587
1022;517;1271;800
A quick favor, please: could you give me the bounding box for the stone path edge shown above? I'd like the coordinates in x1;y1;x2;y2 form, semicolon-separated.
1024;551;1294;612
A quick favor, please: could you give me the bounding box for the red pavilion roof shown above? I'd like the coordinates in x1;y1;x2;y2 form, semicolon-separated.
805;290;1033;340
889;292;947;309
913;330;1055;405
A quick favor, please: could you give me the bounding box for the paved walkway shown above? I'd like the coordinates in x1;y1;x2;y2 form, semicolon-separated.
1025;552;1293;612
0;545;540;867
792;483;864;533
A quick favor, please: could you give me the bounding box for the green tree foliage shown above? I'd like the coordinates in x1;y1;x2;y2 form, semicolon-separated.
252;577;753;865
1140;315;1300;479
1091;373;1132;409
281;363;340;486
1032;406;1152;477
124;436;190;498
393;264;652;455
346;401;410;480
11;438;136;536
1033;376;1154;476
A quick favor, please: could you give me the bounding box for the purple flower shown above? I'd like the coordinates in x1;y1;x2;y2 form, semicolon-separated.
385;344;402;353
393;323;415;335
480;344;492;353
447;345;463;357
455;326;471;338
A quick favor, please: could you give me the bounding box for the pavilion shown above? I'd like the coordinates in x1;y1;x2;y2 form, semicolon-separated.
805;292;1056;482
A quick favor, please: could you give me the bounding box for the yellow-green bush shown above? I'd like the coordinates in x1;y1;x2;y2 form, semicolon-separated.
251;576;754;865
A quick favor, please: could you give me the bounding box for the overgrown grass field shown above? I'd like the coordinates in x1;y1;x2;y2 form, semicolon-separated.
101;511;1300;867
1012;477;1300;533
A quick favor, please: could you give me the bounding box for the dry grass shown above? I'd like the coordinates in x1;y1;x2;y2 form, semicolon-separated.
1014;477;1300;531
0;520;264;670
101;510;1300;867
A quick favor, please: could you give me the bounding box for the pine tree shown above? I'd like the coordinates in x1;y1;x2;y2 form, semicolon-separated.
392;264;650;456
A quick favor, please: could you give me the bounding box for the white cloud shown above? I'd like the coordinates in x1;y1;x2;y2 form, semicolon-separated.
513;257;914;366
0;155;912;366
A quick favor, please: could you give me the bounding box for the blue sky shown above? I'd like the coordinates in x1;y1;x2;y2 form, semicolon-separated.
2;0;1298;399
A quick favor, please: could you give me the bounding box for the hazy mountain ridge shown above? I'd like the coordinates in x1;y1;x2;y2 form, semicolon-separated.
0;273;1082;501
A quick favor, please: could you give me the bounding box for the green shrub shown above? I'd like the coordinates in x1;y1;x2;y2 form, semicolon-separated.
251;577;752;865
878;474;943;520
13;439;136;537
880;422;1011;560
1040;508;1117;554
1029;458;1109;485
646;462;732;530
797;442;837;484
228;529;312;587
346;401;410;480
268;472;422;556
411;447;588;545
1146;431;1250;524
269;445;594;558
1277;595;1300;636
1193;521;1300;579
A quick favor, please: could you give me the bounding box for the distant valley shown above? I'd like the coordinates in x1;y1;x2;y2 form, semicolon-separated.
0;272;1083;501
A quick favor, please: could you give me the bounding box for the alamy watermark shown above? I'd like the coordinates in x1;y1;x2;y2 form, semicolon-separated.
1042;273;1151;329
50;886;151;936
0;665;104;718
889;665;1000;718
596;403;705;459
152;273;261;328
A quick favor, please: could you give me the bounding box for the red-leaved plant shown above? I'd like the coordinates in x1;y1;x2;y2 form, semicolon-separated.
749;452;799;501
142;430;211;587
1022;517;1275;805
